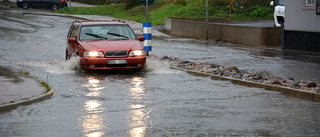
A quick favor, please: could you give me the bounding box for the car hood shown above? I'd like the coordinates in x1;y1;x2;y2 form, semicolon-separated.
79;40;143;51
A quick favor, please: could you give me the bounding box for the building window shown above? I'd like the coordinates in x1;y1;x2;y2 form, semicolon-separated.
306;0;314;7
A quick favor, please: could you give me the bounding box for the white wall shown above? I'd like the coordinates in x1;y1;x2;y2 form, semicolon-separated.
285;0;320;32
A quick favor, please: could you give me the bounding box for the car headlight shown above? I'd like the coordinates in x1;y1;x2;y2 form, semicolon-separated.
276;7;285;15
83;51;104;58
129;50;146;57
277;9;284;15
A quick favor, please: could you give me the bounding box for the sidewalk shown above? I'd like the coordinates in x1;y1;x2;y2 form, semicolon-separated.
0;76;44;104
0;68;55;112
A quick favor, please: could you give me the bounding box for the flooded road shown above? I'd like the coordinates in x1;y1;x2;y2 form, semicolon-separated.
0;9;320;136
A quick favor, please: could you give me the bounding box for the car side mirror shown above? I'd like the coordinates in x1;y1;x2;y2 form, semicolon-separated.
68;38;76;43
270;1;275;7
138;36;145;42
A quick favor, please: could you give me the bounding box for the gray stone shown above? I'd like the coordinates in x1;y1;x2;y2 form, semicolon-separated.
182;60;191;64
224;66;239;72
241;74;250;80
253;75;263;80
307;82;317;88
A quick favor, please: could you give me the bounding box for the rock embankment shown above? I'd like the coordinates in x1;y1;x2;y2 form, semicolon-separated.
154;55;320;93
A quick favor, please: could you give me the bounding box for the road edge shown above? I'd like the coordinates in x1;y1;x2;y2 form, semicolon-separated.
0;89;55;112
22;12;90;20
170;66;320;102
0;73;56;112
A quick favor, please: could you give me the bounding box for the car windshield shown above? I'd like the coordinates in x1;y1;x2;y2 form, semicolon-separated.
79;24;136;41
277;0;285;6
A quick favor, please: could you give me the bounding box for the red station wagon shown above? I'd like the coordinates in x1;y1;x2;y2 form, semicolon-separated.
66;20;146;70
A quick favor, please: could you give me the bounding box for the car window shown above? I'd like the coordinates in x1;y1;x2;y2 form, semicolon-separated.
73;25;79;39
69;25;79;39
79;24;137;41
277;0;285;6
67;24;76;38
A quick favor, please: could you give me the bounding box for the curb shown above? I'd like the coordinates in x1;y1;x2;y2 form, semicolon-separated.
0;89;55;112
0;74;56;112
0;8;90;20
170;66;320;102
22;12;90;20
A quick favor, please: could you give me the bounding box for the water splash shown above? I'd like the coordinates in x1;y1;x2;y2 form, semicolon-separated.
145;58;179;74
14;56;178;75
17;56;81;74
48;56;82;74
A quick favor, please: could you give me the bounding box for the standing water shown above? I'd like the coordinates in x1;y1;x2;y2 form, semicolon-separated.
0;9;320;136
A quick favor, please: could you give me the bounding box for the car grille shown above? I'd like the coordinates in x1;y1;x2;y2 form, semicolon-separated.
105;50;128;57
277;16;284;24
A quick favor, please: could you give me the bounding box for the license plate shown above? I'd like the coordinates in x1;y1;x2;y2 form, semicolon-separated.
107;60;127;64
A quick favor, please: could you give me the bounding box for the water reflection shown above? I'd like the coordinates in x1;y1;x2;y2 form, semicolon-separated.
130;77;145;94
127;77;150;137
84;100;103;113
84;77;105;97
80;114;106;137
80;77;107;137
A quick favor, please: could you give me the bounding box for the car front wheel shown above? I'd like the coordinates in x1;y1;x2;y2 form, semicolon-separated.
22;3;29;10
66;51;69;60
52;4;59;11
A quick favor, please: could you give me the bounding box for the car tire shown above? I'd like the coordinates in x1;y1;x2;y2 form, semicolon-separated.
22;3;29;10
52;4;59;11
66;51;69;60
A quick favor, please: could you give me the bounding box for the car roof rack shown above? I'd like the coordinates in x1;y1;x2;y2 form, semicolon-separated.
74;19;126;23
112;19;126;23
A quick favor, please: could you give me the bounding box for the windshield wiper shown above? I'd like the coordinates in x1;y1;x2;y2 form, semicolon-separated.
107;32;129;39
85;33;108;39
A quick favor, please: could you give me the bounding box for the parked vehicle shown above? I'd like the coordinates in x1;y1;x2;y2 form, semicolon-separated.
17;0;68;11
270;0;285;27
66;20;146;70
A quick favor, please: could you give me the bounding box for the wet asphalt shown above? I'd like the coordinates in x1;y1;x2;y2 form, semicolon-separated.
0;4;320;137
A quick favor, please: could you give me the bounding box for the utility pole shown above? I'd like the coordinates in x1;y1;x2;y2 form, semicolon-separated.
229;0;231;23
205;0;208;41
146;0;148;22
69;0;72;12
140;0;153;56
146;0;149;56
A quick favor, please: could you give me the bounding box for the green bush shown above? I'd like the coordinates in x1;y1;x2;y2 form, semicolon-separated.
208;0;229;6
55;0;274;25
251;8;267;18
225;5;235;13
